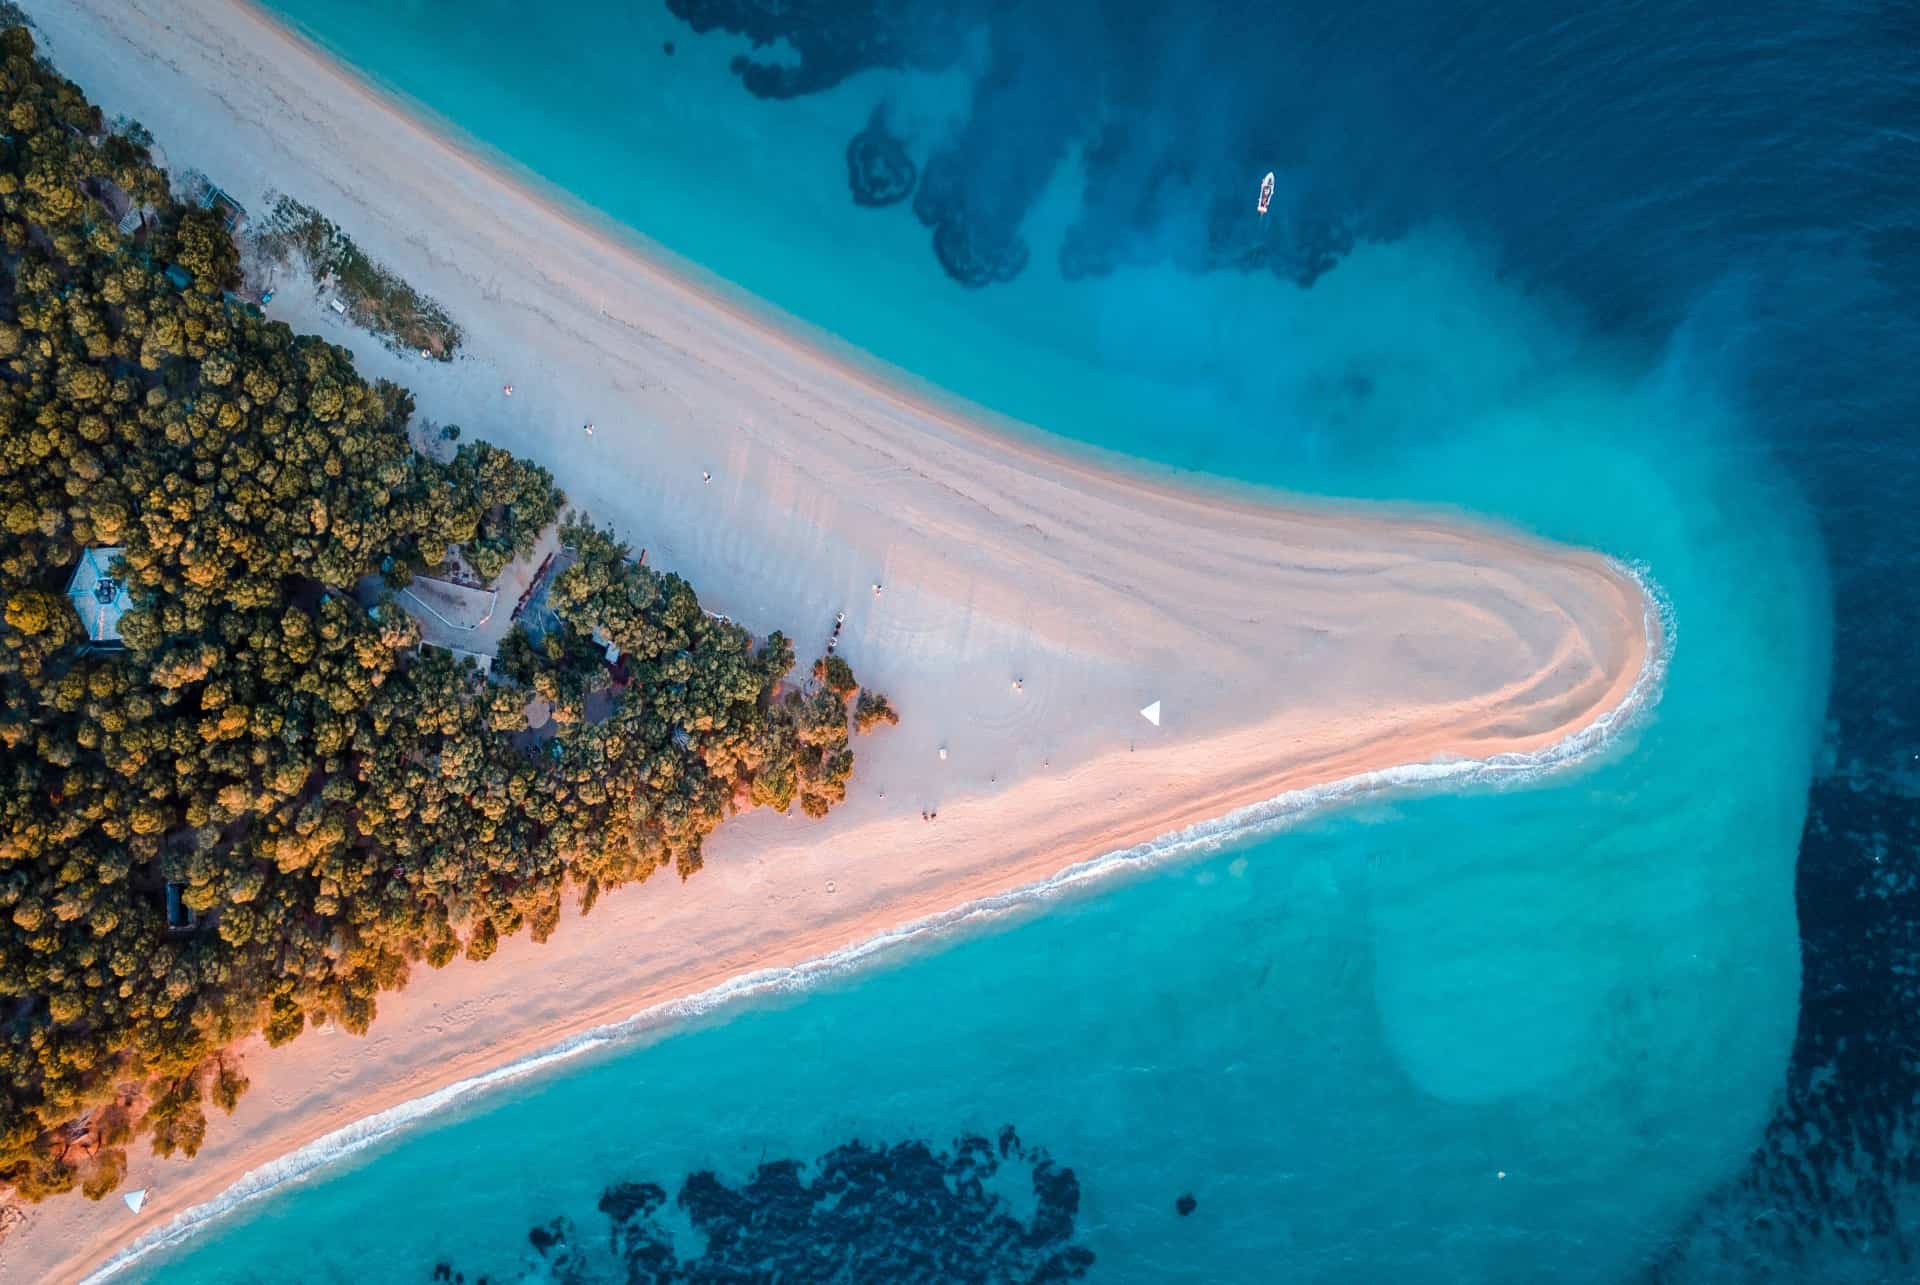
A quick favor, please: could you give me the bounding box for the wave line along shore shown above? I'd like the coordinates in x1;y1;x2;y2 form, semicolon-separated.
13;0;1664;1279
83;558;1671;1284
85;560;1672;1284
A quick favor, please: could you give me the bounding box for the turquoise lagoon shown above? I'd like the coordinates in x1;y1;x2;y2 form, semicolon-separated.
126;2;1832;1280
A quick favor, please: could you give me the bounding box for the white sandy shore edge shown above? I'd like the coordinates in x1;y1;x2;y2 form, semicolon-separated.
79;569;1673;1285
81;583;1674;1284
10;1;1664;1279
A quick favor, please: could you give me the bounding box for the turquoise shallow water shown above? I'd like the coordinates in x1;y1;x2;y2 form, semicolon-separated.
114;2;1840;1280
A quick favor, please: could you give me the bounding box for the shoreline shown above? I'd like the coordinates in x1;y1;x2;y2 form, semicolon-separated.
84;556;1672;1284
11;2;1664;1281
250;0;1520;539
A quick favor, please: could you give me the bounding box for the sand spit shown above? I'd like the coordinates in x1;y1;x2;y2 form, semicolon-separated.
9;1;1660;1279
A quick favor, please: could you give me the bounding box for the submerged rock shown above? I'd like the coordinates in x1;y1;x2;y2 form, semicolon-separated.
664;2;1387;292
846;108;916;208
913;153;1030;289
435;1128;1093;1282
666;0;969;100
929;214;1030;289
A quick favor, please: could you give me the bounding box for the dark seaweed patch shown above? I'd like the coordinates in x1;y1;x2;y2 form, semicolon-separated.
661;0;1378;291
430;1127;1093;1282
846;108;917;208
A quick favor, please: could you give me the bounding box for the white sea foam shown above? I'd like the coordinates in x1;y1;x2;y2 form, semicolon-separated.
82;567;1672;1284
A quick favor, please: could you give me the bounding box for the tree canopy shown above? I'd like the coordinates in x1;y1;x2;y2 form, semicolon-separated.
0;28;895;1204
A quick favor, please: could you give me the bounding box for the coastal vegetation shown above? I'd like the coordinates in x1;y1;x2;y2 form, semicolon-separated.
0;27;892;1204
254;192;463;360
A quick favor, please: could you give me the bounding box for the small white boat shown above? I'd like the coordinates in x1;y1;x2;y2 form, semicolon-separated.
1258;171;1275;216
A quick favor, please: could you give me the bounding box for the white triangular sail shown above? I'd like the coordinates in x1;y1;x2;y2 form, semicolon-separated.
123;1188;147;1214
1139;700;1161;727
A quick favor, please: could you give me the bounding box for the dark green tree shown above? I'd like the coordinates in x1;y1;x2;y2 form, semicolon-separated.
0;24;892;1204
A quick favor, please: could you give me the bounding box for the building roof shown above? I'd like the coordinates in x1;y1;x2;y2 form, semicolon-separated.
87;177;134;222
66;546;130;643
165;882;196;931
202;186;247;231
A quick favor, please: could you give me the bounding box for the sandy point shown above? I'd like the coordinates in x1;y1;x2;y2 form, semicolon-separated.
11;1;1663;1280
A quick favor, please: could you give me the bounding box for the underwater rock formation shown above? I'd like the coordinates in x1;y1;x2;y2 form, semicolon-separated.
846;109;916;208
664;0;971;100
664;0;1384;291
912;157;1030;288
429;1127;1093;1282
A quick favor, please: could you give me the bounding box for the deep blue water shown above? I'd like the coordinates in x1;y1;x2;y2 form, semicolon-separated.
117;0;1920;1279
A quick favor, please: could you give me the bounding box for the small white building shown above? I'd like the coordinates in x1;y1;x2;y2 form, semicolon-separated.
590;625;621;664
66;546;131;644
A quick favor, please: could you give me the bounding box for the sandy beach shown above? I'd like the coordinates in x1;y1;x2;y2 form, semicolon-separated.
8;1;1660;1278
